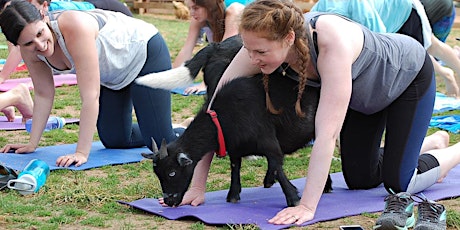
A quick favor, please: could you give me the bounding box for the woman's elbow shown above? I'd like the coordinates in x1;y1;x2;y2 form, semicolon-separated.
225;2;245;17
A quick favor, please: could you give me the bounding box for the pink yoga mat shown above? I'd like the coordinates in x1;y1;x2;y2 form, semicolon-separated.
0;116;79;131
0;74;77;92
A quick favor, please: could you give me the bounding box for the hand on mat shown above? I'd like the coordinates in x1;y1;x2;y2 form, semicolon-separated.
0;143;35;154
56;152;87;167
184;83;206;95
268;204;314;225
158;187;205;207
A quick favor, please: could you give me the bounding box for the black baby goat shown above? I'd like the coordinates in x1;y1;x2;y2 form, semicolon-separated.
136;35;332;208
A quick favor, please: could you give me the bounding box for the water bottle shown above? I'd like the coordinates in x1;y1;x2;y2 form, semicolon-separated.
7;159;50;195
25;116;66;133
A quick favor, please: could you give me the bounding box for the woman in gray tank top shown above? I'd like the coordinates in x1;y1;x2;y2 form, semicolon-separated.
174;0;460;228
0;0;184;168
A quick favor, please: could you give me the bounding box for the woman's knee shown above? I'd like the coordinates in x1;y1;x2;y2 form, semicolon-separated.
98;133;129;149
343;171;382;190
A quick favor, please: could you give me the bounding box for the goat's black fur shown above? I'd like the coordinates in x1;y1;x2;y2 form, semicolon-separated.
138;35;332;207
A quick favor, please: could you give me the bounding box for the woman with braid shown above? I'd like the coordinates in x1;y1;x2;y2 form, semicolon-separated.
162;0;460;229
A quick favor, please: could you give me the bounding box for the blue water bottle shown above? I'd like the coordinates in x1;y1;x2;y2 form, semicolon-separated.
25;116;66;133
7;159;50;195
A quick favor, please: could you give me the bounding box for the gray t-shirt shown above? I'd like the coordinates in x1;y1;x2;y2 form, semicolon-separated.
304;12;426;115
39;9;158;90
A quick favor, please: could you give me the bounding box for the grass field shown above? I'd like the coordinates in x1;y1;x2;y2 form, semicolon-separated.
0;13;459;230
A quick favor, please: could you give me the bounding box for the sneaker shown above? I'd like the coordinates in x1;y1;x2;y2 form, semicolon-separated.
414;197;447;230
373;192;415;230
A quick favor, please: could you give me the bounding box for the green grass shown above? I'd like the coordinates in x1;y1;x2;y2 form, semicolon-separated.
0;13;459;230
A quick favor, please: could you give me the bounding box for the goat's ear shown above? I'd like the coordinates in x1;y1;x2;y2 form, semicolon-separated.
141;152;154;159
177;153;193;166
141;152;160;166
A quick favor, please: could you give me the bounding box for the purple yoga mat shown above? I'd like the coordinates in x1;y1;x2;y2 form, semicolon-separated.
0;74;77;92
0;116;79;131
120;165;460;230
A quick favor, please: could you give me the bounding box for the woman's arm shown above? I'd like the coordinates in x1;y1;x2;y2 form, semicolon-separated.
427;34;460;97
0;43;23;84
214;47;260;92
55;11;101;167
19;50;56;153
207;47;260;109
0;55;54;154
172;19;205;68
222;2;245;41
269;15;361;224
302;14;356;212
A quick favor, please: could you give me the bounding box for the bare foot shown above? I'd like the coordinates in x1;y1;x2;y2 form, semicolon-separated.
420;130;450;154
423;131;450;183
10;83;33;122
1;106;16;122
430;142;460;183
437;175;446;183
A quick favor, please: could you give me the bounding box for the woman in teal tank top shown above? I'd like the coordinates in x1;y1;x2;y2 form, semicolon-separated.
311;0;460;98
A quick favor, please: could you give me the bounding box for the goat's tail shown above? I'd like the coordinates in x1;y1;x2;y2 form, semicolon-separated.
135;45;214;90
135;66;194;90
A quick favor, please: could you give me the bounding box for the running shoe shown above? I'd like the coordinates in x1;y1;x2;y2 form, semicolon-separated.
414;197;447;230
373;192;415;230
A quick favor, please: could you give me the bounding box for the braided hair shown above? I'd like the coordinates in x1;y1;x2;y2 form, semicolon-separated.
239;0;317;117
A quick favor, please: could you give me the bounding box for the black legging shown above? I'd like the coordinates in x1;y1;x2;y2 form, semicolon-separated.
397;8;424;44
340;53;437;193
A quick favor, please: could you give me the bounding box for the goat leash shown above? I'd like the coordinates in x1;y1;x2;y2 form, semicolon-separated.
206;110;227;157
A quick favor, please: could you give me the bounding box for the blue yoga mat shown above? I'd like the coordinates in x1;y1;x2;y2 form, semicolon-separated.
120;164;460;230
433;92;460;113
0;141;148;171
430;115;460;134
171;83;206;96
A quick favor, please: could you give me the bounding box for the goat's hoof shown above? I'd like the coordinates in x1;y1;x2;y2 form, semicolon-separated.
263;171;277;188
287;200;300;207
226;191;241;203
263;174;276;188
323;174;333;193
226;197;240;203
264;182;275;188
286;193;301;207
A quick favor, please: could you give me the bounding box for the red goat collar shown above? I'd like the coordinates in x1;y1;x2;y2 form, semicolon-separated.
207;110;227;157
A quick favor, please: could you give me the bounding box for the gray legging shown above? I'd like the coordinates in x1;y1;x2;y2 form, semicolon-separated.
97;33;178;151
